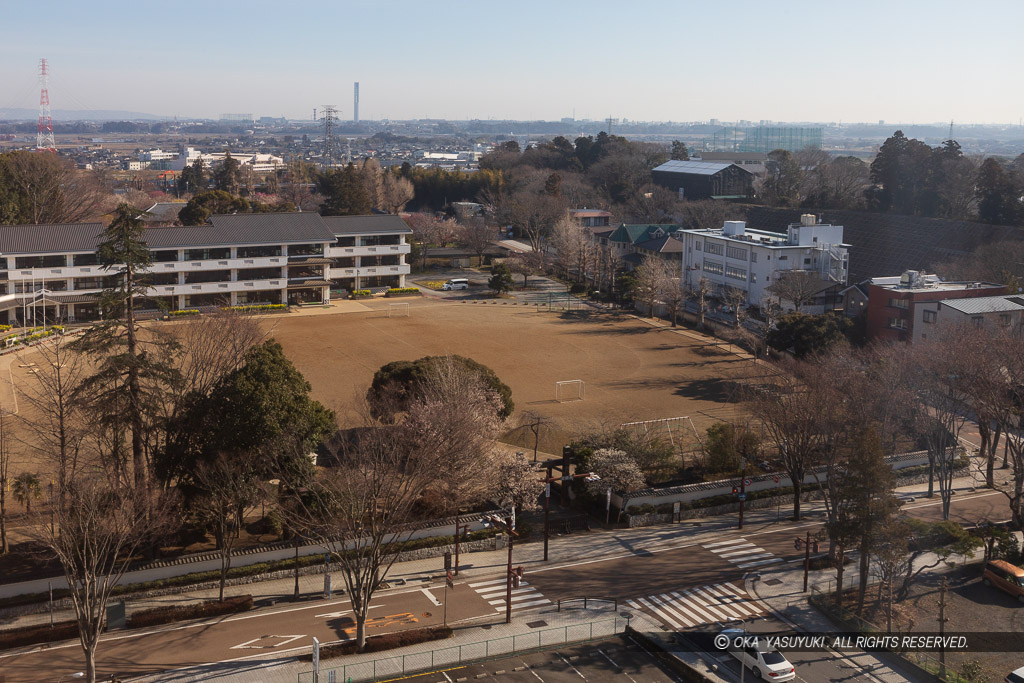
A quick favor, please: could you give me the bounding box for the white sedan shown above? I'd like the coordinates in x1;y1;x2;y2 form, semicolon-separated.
720;629;797;681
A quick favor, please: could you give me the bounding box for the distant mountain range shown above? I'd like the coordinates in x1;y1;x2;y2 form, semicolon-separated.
0;108;167;121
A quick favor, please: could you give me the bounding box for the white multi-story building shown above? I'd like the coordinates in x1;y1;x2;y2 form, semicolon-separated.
0;213;411;324
676;214;849;312
170;148;284;173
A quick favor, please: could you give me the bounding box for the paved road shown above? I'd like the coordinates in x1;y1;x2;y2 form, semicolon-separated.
2;486;998;681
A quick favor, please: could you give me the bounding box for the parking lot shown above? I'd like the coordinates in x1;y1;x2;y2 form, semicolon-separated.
387;635;683;682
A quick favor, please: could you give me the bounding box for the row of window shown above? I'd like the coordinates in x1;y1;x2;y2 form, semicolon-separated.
725;265;747;281
9;238;405;270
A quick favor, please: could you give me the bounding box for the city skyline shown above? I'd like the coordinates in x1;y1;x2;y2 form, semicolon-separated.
0;0;1021;124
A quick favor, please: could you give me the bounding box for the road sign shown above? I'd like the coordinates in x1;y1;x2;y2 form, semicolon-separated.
743;478;752;486
773;476;780;484
312;637;320;680
737;493;746;501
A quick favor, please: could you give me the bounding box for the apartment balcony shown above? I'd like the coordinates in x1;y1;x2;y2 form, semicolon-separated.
327;244;410;258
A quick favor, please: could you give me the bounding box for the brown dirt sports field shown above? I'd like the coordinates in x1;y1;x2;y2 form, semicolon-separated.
263;300;754;455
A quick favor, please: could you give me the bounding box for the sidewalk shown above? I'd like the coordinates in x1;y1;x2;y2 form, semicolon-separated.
749;567;920;683
1;470;992;681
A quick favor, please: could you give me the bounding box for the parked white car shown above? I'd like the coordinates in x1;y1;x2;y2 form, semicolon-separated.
720;629;796;681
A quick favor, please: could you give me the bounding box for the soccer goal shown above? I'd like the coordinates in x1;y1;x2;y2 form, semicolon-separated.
555;379;585;402
387;302;410;318
621;416;702;452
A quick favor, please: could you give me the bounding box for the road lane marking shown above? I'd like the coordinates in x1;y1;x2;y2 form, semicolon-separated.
556;653;586;679
420;588;442;606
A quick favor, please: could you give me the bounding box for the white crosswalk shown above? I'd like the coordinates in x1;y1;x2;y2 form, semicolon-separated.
467;577;552;613
702;537;783;569
626;582;767;629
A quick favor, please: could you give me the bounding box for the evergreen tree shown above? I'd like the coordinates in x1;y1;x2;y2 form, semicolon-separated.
670;140;690;161
488;263;515;294
212;152;241;194
73;204;179;488
317;163;372;215
976;157;1021;225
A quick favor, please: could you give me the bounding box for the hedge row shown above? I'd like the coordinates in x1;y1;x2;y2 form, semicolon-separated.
352;290;372;297
0;619;79;649
385;287;420;295
127;594;253;628
169;309;200;317
304;625;453;662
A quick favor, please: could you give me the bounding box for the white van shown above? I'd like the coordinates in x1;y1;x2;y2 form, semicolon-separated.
442;278;469;291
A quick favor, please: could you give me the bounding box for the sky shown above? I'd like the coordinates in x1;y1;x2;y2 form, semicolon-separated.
1;0;1021;124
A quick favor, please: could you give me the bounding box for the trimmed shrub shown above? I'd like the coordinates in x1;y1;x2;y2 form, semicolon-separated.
351;289;372;297
385;287;421;296
306;625;453;661
127;594;253;628
169;309;200;317
0;620;78;649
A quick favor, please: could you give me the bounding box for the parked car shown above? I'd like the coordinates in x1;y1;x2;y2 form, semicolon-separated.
983;560;1024;602
1005;664;1024;683
719;628;796;681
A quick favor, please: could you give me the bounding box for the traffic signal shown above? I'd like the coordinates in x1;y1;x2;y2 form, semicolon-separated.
732;486;739;495
446;570;454;589
794;537;802;550
512;573;520;588
516;566;525;579
812;540;819;553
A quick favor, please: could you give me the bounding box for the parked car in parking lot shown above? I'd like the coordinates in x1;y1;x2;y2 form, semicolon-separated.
1005;664;1024;683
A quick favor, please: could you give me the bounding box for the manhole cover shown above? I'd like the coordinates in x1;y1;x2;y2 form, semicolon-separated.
764;578;783;586
526;620;547;628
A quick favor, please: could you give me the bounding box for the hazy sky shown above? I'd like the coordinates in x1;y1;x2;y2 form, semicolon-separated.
1;0;1021;124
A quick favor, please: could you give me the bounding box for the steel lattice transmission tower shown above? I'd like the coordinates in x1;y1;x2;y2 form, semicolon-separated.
321;105;337;169
37;58;56;153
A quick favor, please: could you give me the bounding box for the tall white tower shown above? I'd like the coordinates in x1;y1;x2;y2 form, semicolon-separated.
37;58;56;152
353;82;359;123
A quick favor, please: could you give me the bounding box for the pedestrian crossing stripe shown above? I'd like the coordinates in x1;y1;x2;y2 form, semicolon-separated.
701;537;783;569
467;578;551;612
626;582;767;629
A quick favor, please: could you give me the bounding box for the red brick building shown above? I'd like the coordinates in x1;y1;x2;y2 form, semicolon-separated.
865;270;1007;342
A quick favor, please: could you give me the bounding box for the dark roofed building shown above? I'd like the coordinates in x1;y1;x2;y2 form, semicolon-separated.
651;160;753;200
0;213;412;325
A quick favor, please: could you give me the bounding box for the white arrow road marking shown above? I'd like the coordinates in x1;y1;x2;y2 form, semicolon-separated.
231;634;305;650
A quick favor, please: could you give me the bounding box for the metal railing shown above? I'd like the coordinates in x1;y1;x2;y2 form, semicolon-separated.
298;616;631;683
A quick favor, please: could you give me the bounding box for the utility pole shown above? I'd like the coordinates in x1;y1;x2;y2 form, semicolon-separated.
543;468;551;561
738;457;747;530
803;530;811;592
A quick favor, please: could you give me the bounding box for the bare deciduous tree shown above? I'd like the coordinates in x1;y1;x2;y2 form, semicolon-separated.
194;454;263;601
688;276;712;330
31;478;172;683
16;335;90;495
381;173;414;214
458;219;493;267
633;256;668;318
767;270;827;313
0;409;10;554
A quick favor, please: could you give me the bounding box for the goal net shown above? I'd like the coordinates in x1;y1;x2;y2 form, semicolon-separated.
555;379;585;402
387;302;410;318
